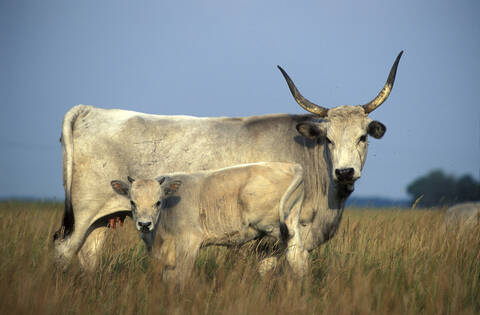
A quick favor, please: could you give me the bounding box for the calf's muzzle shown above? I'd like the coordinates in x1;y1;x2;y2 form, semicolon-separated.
137;221;152;232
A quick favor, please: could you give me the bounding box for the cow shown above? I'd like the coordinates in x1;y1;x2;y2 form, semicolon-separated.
444;202;480;227
109;162;308;282
54;51;403;270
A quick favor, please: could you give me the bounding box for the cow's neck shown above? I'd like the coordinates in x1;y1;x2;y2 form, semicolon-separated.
334;182;354;205
314;143;354;244
327;180;352;217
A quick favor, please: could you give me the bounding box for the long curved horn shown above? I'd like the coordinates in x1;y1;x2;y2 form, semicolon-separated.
277;65;329;117
362;51;403;114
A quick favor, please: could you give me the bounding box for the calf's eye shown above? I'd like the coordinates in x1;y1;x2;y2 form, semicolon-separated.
359;135;367;143
130;200;136;208
155;201;162;208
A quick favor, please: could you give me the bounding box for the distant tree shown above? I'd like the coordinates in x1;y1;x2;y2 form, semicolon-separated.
407;169;480;207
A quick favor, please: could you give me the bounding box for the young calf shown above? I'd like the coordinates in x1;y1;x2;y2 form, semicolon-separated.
111;162;308;283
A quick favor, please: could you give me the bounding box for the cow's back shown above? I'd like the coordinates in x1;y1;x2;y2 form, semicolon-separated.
444;202;480;226
70;106;313;171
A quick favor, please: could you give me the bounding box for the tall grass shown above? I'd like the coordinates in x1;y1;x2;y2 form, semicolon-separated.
0;202;479;314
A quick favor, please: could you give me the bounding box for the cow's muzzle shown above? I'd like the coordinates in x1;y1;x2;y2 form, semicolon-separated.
335;168;355;183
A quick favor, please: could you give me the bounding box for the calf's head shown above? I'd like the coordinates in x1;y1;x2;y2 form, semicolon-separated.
278;51;402;185
111;176;181;233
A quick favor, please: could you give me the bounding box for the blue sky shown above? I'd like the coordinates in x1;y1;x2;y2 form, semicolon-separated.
1;0;479;200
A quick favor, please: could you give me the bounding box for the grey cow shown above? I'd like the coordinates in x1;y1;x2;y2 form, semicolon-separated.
444;202;480;226
110;162;308;282
54;52;403;270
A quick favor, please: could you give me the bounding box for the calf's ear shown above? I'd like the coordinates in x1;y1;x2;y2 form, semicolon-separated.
111;180;130;196
367;121;386;139
164;179;182;195
156;176;182;195
156;176;166;185
296;122;325;139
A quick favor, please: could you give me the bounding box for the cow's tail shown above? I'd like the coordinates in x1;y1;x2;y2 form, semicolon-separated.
278;164;305;241
53;105;89;241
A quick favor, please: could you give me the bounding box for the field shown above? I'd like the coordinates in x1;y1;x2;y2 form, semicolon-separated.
1;202;479;315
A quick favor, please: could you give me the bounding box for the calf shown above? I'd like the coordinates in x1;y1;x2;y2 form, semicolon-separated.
111;162;308;283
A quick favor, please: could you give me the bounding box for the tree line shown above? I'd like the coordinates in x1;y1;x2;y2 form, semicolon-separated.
407;169;480;207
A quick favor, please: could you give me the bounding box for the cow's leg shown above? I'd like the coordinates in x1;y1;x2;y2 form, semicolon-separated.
54;209;99;267
258;256;278;275
78;213;129;271
300;208;340;252
299;223;313;251
54;197;127;267
162;236;201;287
77;226;108;271
285;220;309;276
284;183;309;276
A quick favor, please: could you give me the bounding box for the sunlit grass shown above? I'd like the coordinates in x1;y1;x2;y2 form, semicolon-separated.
0;202;479;314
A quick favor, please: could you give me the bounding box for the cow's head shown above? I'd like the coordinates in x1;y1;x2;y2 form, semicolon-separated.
278;51;402;185
111;176;182;233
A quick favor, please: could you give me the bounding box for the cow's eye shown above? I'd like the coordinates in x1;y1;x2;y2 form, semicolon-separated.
130;200;136;209
325;137;333;145
359;135;367;143
155;201;162;208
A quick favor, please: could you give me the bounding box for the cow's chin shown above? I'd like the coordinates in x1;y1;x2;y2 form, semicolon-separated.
333;180;356;198
333;177;358;186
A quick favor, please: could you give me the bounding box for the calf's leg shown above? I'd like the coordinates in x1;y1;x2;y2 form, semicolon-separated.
162;236;201;287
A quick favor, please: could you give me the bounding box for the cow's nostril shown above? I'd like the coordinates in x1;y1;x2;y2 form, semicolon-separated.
335;168;354;181
345;168;354;177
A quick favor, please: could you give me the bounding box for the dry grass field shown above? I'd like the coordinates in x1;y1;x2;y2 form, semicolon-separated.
1;202;479;315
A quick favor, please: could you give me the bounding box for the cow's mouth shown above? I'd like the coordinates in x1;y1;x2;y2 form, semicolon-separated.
335;182;355;198
334;168;357;183
335;178;357;185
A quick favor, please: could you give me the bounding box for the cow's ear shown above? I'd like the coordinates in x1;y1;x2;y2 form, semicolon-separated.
163;179;182;195
367;121;386;139
156;176;166;185
111;180;130;196
296;122;325;139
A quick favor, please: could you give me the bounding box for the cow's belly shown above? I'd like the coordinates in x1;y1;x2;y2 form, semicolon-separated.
198;204;282;247
201;225;259;247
